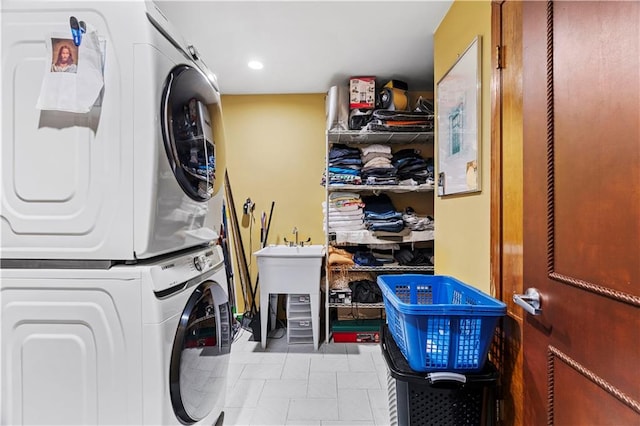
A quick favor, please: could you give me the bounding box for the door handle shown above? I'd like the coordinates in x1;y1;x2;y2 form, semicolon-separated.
513;288;542;315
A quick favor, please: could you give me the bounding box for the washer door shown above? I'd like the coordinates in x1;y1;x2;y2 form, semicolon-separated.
161;65;218;202
170;280;232;424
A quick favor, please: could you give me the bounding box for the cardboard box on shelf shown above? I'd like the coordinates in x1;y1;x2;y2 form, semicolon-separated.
349;76;376;110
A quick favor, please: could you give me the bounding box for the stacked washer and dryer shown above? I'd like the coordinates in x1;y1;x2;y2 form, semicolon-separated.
1;1;232;425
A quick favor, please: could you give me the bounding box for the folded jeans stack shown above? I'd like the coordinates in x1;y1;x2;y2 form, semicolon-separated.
362;194;404;233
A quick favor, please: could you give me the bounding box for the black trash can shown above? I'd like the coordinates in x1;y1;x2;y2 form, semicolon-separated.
381;325;498;426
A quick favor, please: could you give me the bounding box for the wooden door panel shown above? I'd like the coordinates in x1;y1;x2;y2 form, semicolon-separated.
548;282;640;398
522;1;640;424
552;1;640;294
553;358;639;426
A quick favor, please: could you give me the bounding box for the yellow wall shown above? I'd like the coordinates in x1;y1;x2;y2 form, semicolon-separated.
434;0;492;294
221;94;326;312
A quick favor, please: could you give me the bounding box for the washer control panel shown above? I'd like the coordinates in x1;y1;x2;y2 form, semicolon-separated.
148;245;224;293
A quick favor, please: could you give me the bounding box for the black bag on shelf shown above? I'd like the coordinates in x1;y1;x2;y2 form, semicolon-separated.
349;279;383;303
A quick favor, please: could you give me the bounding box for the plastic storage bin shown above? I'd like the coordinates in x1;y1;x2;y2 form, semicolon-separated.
287;294;314;345
332;319;383;343
382;325;498;426
377;274;506;373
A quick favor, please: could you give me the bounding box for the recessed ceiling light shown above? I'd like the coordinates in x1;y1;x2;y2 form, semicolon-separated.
248;60;264;70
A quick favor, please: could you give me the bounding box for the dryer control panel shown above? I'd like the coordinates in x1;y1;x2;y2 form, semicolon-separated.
148;246;223;294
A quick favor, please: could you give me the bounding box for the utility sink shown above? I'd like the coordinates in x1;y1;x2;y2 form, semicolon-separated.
254;245;325;350
254;244;325;258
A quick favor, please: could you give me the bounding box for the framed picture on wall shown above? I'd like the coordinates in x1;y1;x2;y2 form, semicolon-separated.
437;35;482;196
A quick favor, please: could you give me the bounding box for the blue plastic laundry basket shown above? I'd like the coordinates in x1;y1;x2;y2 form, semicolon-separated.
377;274;506;373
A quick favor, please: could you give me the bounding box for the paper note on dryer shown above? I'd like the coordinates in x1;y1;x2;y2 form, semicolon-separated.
36;28;105;113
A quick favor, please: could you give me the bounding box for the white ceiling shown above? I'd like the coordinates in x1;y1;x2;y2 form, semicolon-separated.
155;0;453;95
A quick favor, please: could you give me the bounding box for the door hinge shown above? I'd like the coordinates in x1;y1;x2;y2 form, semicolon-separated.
495;45;503;69
496;399;504;423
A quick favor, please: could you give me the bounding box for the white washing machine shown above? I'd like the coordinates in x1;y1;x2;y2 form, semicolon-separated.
1;0;226;263
0;244;232;425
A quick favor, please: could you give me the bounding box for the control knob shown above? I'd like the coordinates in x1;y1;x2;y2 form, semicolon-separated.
188;45;199;60
193;255;205;272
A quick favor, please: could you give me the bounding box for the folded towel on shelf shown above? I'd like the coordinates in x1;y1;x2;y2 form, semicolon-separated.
329;192;362;202
328;246;355;266
328;210;364;221
323;202;362;213
326;221;366;231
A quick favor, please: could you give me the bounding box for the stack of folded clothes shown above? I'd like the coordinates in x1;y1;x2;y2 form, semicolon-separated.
327;246;355;268
391;149;435;186
362;194;404;233
360;144;398;185
393;247;434;266
402;207;435;231
364;110;434;132
323;192;366;232
353;249;397;267
325;144;362;186
329;269;376;290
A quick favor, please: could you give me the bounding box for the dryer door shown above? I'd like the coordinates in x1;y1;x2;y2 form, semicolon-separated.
161;65;219;202
169;280;232;424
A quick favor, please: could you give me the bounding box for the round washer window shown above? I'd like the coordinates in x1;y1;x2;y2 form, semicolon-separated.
169;281;231;424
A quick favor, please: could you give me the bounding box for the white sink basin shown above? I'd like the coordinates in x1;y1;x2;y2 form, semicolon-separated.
253;244;325;258
253;244;325;351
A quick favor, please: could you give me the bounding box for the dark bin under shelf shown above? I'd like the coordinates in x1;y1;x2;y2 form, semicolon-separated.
381;325;498;426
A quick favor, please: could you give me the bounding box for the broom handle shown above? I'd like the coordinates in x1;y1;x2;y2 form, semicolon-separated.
249;201;275;316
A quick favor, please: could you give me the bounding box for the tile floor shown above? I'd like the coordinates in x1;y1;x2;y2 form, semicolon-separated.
223;327;392;426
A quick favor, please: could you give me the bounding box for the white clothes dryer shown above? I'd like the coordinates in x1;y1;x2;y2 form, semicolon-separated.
1;1;225;263
1;244;232;425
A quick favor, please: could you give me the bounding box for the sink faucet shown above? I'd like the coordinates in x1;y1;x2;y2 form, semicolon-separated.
283;227;310;246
